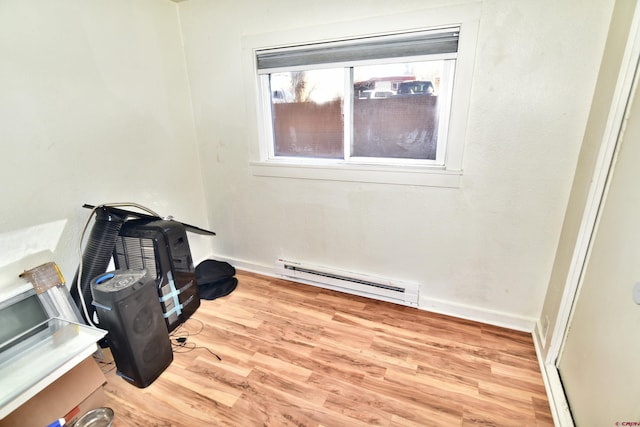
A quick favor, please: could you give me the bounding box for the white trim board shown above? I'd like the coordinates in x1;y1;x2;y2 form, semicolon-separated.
417;296;535;333
533;323;574;427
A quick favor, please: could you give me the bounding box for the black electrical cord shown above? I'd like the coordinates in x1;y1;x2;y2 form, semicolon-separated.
169;317;221;361
171;339;222;360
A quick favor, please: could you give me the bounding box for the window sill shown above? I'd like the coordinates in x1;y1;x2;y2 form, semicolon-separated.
249;161;462;188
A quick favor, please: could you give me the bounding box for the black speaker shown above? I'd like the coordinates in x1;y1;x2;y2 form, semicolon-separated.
91;269;173;388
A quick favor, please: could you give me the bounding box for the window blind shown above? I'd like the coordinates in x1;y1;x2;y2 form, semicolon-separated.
256;27;459;72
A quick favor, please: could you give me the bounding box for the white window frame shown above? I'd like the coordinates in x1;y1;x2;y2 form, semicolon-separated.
243;4;480;188
258;53;456;166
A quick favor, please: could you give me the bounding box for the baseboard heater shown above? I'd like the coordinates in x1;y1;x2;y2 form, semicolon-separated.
275;259;419;307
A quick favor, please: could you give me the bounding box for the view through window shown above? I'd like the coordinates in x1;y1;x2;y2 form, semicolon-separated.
258;28;459;166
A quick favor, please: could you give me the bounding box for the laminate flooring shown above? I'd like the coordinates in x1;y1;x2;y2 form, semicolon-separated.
99;270;553;426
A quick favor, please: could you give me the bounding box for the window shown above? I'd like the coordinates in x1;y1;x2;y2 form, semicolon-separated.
257;28;457;166
246;6;479;187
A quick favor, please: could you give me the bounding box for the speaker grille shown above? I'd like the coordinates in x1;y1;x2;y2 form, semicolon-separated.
114;237;158;278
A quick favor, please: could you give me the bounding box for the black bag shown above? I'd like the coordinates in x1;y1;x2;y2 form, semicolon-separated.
195;259;237;300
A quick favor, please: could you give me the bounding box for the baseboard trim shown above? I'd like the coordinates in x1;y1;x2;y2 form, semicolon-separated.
533;323;574;427
416;295;536;332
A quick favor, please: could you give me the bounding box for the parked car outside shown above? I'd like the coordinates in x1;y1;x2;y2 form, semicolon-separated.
358;90;396;99
397;81;435;96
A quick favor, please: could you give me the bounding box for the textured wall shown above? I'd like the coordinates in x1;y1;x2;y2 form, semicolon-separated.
177;0;615;329
0;0;209;289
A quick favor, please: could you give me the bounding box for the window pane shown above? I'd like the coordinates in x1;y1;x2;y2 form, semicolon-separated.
270;69;344;159
352;61;444;160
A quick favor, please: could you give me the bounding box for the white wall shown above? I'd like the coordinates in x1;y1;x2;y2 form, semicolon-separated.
0;0;617;331
538;0;637;357
178;0;615;329
0;0;209;290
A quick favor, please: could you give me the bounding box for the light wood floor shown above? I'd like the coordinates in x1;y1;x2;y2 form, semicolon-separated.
99;270;553;426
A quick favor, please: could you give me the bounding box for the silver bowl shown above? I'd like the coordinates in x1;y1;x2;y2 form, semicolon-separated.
74;407;114;427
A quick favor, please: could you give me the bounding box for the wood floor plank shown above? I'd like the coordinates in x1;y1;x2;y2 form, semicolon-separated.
100;270;552;426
